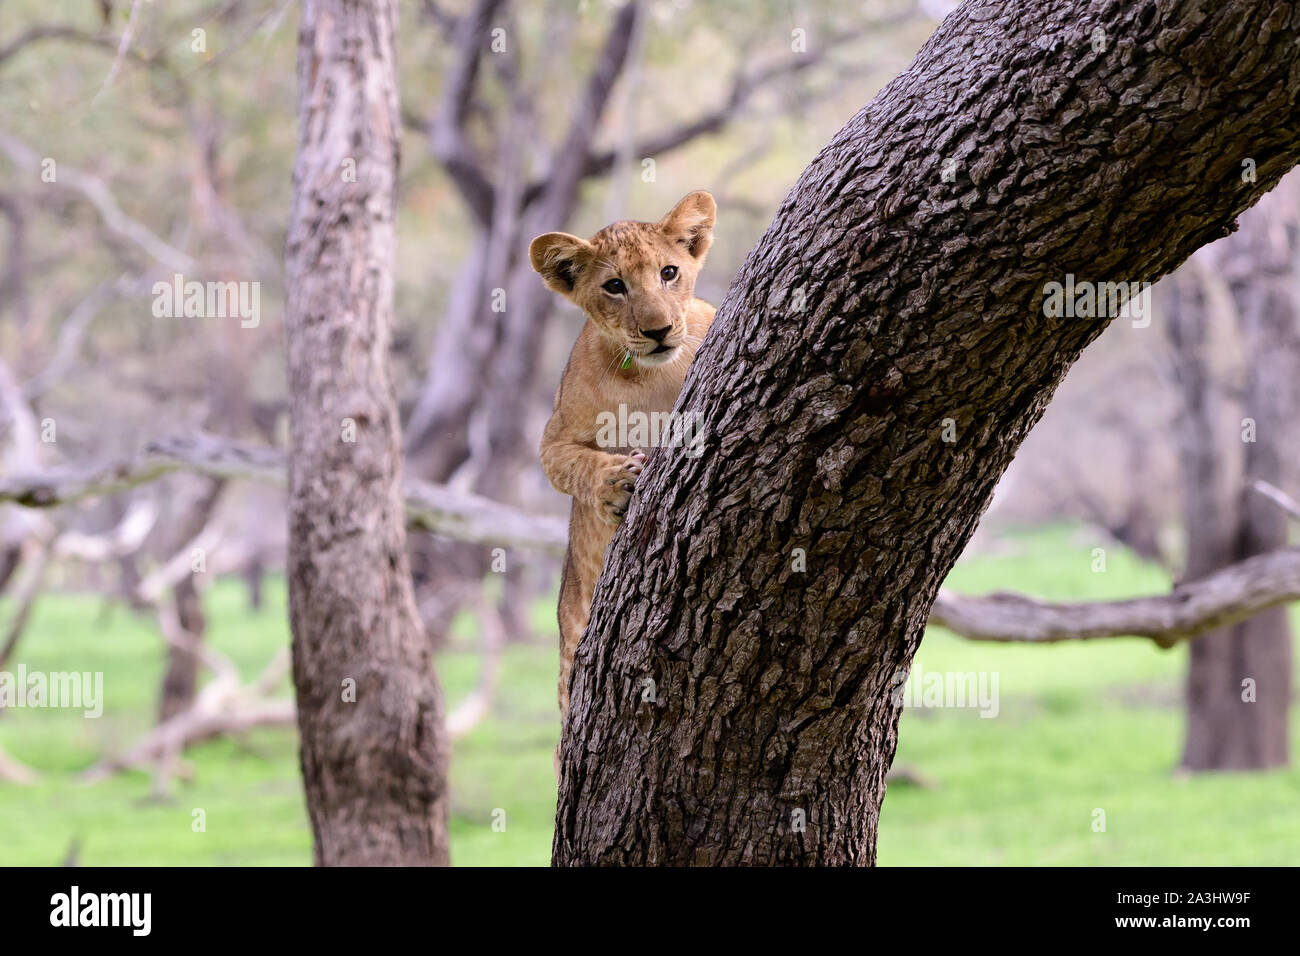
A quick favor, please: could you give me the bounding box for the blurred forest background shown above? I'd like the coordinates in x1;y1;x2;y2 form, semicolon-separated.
0;0;1297;865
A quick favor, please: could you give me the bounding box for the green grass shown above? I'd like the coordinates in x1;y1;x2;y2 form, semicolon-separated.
1;525;1297;865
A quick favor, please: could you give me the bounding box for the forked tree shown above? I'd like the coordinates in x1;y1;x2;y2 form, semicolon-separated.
554;0;1300;865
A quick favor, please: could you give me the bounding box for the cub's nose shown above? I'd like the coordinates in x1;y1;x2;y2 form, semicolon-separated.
643;325;673;342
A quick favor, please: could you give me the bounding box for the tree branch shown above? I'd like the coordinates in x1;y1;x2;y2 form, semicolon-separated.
524;17;898;204
80;648;294;784
90;0;145;106
0;133;195;272
22;273;142;400
429;0;506;226
529;0;642;220
5;433;1299;652
1250;479;1300;522
930;547;1300;646
0;23;147;70
0;432;568;556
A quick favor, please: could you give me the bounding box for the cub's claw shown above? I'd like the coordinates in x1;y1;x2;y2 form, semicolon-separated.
597;450;647;526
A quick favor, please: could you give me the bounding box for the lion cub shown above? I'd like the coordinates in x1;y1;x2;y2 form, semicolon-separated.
530;190;716;737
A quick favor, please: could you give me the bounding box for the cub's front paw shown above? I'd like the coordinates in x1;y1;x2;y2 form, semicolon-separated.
597;450;646;526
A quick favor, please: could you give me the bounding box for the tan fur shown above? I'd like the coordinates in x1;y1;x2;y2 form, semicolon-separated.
530;191;717;759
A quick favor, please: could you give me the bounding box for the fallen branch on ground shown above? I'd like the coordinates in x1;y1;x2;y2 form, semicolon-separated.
80;646;293;784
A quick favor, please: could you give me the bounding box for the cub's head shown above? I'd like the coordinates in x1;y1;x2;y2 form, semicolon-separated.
528;190;715;368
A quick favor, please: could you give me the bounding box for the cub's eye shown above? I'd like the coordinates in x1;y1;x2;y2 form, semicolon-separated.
602;278;626;295
661;265;678;281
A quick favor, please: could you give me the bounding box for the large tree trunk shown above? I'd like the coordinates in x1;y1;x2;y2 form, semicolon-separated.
1177;178;1297;771
554;0;1300;865
285;0;450;866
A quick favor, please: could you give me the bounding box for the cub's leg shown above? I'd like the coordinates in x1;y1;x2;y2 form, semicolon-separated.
556;546;588;724
554;490;627;776
554;546;590;777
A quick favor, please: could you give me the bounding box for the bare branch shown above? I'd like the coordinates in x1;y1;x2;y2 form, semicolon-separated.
404;478;566;556
1250;479;1300;522
155;590;241;690
930;547;1300;646
530;0;642;221
418;0;458;37
86;604;289;790
90;0;145;106
54;498;159;562
429;0;506;225
136;523;224;605
525;18;894;204
4;425;1298;649
0;432;568;556
0;133;195;272
0;24;143;70
80;675;293;783
22;274;143;400
0;434;278;508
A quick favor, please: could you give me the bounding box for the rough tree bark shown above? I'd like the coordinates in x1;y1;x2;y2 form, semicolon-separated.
285;0;449;866
554;0;1300;865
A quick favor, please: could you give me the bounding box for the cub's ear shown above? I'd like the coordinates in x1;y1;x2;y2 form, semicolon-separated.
528;232;594;296
658;190;716;261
